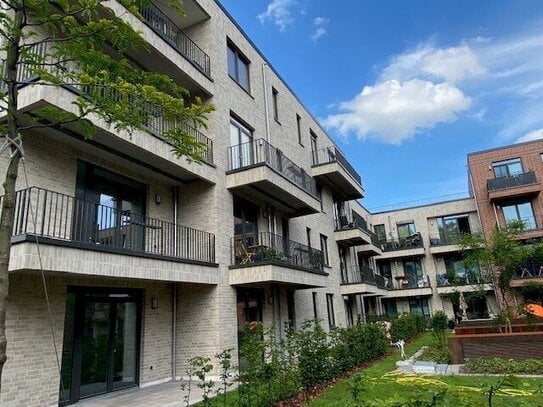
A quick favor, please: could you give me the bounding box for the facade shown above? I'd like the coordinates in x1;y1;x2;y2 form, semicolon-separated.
0;1;516;406
468;140;543;299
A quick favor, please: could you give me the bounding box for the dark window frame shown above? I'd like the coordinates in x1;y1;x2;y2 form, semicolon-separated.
320;234;329;266
326;293;336;329
227;40;250;92
272;87;279;122
296;114;303;146
312;292;318;319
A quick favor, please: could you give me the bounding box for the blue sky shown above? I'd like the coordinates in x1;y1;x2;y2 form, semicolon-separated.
218;0;543;210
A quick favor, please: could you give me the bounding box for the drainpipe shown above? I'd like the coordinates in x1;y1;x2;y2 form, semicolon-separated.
172;186;179;380
262;63;271;143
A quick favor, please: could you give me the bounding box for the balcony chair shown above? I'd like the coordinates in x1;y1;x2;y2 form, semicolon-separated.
235;240;254;264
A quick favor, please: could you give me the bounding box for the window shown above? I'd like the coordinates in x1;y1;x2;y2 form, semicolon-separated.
312;292;318;319
320;234;329;266
229;117;253;169
227;42;250;92
409;298;430;317
316;183;324;211
326;293;336;329
310;130;318;165
492;158;522;178
443;254;481;285
378;261;392;279
502;201;536;229
397;221;416;240
306;227;311;248
437;214;471;243
296;114;302;145
374;224;386;242
402;259;425;288
272;87;279;121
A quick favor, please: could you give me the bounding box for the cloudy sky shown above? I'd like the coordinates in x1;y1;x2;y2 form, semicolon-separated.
219;0;543;210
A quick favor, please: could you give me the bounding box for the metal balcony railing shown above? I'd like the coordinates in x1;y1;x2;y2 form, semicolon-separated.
487;171;538;191
334;211;381;247
436;270;491;287
382;233;423;252
311;146;362;186
7;42;214;164
227;139;319;198
341;264;387;288
12;187;216;263
231;232;324;273
138;2;211;77
429;231;470;246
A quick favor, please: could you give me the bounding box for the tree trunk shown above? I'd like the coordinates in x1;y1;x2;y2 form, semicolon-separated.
0;7;23;392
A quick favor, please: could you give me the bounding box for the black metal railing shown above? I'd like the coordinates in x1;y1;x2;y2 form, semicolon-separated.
436;270;491;286
311;146;362;186
429;231;468;246
9;42;214;164
389;273;431;290
341;264;387;288
487;171;538;191
334;211;381;246
227;139;319;198
231;232;324;273
137;2;211;77
381;233;424;252
12;187;215;263
512;261;543;280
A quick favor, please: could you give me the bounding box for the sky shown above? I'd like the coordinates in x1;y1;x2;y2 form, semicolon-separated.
218;0;543;211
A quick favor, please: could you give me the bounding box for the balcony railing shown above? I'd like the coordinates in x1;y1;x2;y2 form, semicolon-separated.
9;42;214;164
512;262;543;280
138;2;211;77
334;211;381;247
390;274;430;290
382;233;423;252
227;139;319;198
487;171;538;191
231;232;324;273
341;264;387;288
11;187;215;263
311;146;362;186
429;231;468;246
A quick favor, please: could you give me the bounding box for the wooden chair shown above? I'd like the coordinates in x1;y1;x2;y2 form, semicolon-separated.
235;239;254;264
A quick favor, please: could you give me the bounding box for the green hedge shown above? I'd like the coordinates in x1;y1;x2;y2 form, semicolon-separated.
390;314;428;342
465;357;543;375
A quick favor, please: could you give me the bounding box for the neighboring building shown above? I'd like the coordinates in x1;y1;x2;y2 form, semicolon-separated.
468;140;543;301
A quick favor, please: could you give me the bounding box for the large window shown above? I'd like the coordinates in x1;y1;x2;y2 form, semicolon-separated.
402;258;425;288
227;42;250;92
442;254;481;285
437;214;471;243
374;224;386;242
310;130;318;165
229;117;253;169
409;298;430;317
492;158;522;178
326;293;336;329
502;201;536;230
397;222;416;240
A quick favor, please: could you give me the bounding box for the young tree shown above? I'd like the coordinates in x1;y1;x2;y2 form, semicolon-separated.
0;0;213;389
458;221;540;309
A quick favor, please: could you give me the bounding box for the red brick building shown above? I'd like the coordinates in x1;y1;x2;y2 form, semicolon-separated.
468;139;543;300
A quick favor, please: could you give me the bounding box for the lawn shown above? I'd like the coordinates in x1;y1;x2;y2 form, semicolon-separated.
308;334;543;407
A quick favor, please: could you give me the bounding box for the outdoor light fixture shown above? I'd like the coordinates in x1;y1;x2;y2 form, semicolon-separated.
155;194;161;205
151;297;158;309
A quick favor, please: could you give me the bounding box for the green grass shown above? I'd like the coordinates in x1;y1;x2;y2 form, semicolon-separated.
308;333;543;407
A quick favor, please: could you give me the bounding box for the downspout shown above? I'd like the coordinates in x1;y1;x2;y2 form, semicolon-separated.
262;62;271;143
172;186;179;380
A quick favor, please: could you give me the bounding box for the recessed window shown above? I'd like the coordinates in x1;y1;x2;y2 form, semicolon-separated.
326;293;336;329
272;87;279;121
306;227;311;248
320;234;329;266
227;42;250;92
397;221;416;240
312;292;318;319
310;130;318;165
502;201;536;230
296;114;302;146
437;214;471;243
374;224;386;242
492;158;522;178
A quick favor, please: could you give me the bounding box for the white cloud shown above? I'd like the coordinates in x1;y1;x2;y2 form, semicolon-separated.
311;16;329;42
257;0;296;32
516;128;543;143
380;44;486;84
323;79;471;144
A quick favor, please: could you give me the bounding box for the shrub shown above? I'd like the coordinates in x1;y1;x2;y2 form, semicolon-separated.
465;357;543;375
293;320;333;387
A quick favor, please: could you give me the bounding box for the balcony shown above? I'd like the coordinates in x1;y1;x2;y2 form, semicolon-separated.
510;262;543;288
429;232;466;254
340;264;388;295
229;232;328;288
311;147;364;200
384;274;433;298
7;44;216;184
487;171;541;201
9;188;218;283
226;139;321;217
334;212;382;254
436;271;493;294
138;2;211;78
379;234;425;259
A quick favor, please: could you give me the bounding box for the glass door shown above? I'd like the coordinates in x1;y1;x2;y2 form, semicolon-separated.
59;288;141;406
230;118;253;169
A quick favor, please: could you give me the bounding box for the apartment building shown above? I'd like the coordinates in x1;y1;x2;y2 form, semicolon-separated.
468;140;543;300
333;198;498;325
1;1;364;405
